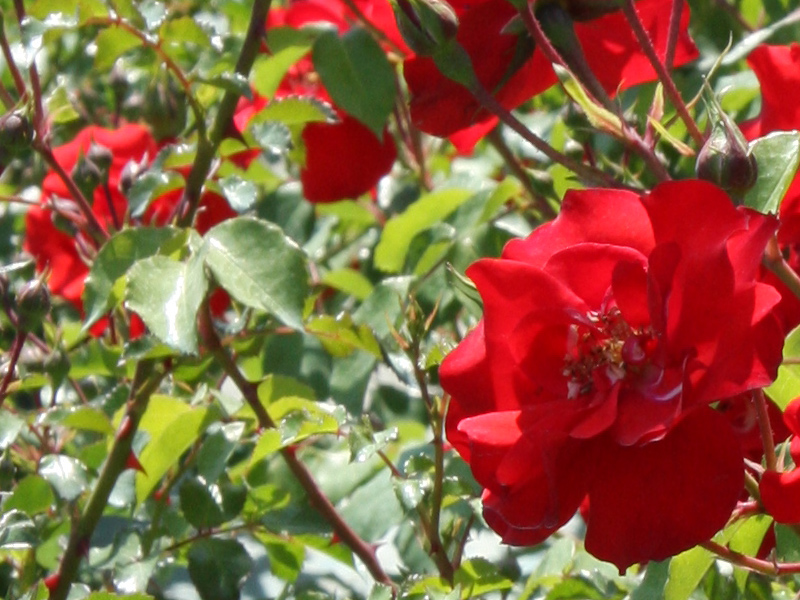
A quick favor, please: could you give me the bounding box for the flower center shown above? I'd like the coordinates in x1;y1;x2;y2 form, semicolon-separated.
563;307;655;399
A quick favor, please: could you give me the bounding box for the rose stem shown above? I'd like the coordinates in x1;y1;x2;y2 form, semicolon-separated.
178;0;271;227
621;0;704;146
49;361;164;600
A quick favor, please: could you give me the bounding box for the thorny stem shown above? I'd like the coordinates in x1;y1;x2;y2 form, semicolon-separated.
702;540;800;576
0;11;26;97
0;330;26;408
621;0;704;147
197;304;396;590
753;389;777;472
522;3;672;183
410;329;454;582
12;0;43;131
49;361;164;600
663;0;683;75
177;0;271;227
486;128;556;220
36;144;109;244
468;81;625;189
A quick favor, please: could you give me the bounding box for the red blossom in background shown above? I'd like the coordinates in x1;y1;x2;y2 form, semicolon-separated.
235;0;399;203
404;0;698;152
440;180;783;571
760;398;800;524
740;44;800;332
24;123;235;324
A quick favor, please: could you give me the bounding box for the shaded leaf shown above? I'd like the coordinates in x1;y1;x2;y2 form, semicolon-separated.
187;538;253;600
312;28;395;137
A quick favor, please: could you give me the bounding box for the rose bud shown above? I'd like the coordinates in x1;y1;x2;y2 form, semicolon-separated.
143;76;187;141
391;0;459;57
696;110;757;196
0;111;33;157
15;278;50;332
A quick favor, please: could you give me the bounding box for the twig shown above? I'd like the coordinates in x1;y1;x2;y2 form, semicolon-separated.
48;361;164;600
177;0;272;226
753;389;777;472
621;0;704;146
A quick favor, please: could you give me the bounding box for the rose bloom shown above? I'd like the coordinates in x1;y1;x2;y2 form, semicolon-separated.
24;123;235;330
404;0;698;153
440;180;784;571
741;43;800;332
234;0;399;203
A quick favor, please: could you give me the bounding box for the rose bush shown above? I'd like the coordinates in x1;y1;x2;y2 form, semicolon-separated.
440;179;784;571
403;0;698;151
24;123;234;326
233;0;399;203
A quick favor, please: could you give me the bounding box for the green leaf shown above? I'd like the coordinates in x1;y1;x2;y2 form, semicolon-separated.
728;515;772;590
248;97;332;127
126;171;185;218
0;412;25;449
321;268;374;301
45;85;80;124
59;407;114;434
219;175;259;212
180;478;225;529
159;15;209;46
267;396;340;445
375;189;473;272
85;593;153;600
312;28;396;137
0;510;36;550
664;546;715;600
260;533;305;582
5;476;55;515
134;396;219;503
94;26;143;70
455;558;513;598
187;538;253;600
83;227;180;330
203;217;308;329
305;314;381;357
126;254;208;354
38;454;89;501
252;27;316;98
766;324;800;409
744;131;800;214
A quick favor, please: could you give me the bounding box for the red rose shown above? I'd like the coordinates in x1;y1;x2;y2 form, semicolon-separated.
404;0;698;152
440;180;783;571
759;398;800;524
24;124;235;326
236;0;398;203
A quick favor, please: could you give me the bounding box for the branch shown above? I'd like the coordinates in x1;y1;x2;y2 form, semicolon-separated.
177;0;272;227
197;305;396;589
49;361;164;600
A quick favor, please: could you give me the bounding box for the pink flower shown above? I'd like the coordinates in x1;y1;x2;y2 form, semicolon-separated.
440;180;783;571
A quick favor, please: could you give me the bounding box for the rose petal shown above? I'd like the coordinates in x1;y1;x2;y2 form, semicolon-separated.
585;407;743;572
